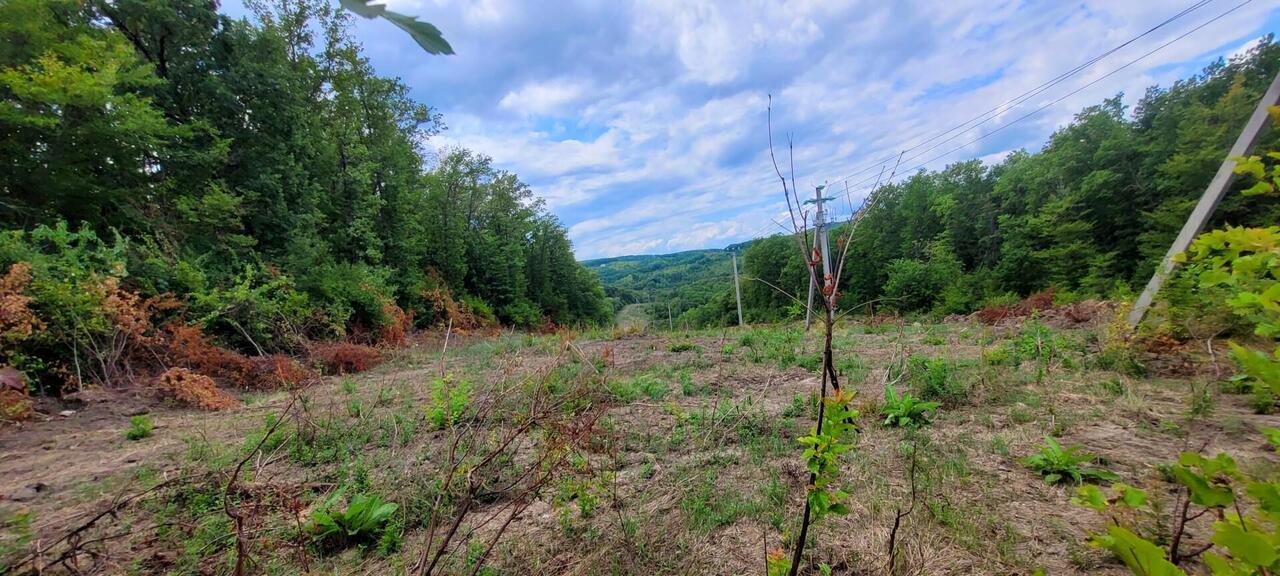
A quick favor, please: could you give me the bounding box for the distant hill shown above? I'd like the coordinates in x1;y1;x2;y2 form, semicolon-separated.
583;248;747;324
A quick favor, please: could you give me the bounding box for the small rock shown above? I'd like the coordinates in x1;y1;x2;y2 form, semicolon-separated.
59;410;76;417
9;482;48;502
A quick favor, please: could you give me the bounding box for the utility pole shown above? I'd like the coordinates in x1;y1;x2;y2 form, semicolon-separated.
732;250;744;326
817;186;833;323
804;184;832;329
1127;69;1280;328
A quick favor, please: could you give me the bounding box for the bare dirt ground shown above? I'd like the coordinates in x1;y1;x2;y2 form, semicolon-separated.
2;319;1277;575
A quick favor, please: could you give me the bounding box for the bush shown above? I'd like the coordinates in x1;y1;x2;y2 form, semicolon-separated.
425;376;470;429
460;295;496;326
249;354;317;390
188;263;315;353
906;355;969;405
311;343;382;375
501;299;542;329
0;389;31;422
125;414;153;440
155;367;238;410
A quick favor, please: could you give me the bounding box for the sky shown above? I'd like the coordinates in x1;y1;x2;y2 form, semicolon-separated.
225;0;1280;260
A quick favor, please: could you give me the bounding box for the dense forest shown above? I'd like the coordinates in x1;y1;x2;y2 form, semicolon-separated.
583;249;739;317
0;0;610;392
671;37;1280;328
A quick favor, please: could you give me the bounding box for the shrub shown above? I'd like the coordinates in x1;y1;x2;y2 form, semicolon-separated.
311;343;382;375
609;374;668;402
460;295;496;326
906;355;969;405
0;263;43;348
376;301;412;346
125;414;153;440
1022;437;1117;485
310;490;400;552
166;323;254;385
0;388;31;422
425;376;471;429
188;263;314;352
248;354;317;390
155;367;238;410
880;385;940;428
500;299;542;329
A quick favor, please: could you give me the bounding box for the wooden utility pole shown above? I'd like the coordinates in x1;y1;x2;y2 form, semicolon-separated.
731;251;744;326
1127;69;1280;328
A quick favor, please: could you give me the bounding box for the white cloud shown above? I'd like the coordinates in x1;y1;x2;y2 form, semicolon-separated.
499;78;588;115
338;0;1280;258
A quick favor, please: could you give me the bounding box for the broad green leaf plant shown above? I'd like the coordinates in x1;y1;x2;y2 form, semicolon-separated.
1022;436;1118;485
880;384;941;428
1074;434;1280;575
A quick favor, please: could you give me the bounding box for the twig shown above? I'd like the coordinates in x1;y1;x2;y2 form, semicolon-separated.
225;394;299;576
439;317;453;378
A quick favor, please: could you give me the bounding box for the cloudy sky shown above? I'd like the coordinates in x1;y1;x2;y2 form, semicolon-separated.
228;0;1280;259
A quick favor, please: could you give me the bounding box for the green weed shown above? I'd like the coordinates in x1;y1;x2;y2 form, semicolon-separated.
881;385;940;428
125;414;153;441
1022;437;1117;485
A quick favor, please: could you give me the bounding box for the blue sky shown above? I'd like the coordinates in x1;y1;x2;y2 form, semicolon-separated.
225;0;1280;259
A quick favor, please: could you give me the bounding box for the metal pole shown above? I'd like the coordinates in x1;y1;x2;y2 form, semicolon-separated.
732;251;744;326
817;190;833;323
1127;69;1280;328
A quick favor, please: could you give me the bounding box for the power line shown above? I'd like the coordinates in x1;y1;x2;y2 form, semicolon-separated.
828;0;1219;186
837;0;1255;192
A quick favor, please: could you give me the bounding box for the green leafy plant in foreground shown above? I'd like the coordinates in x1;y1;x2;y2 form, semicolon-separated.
881;385;941;428
310;489;399;551
1022;437;1118;485
1074;431;1280;575
768;388;859;575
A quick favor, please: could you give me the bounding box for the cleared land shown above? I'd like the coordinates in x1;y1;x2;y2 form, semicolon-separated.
2;316;1275;575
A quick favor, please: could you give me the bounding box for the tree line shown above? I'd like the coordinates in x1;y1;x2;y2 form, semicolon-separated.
679;37;1280;328
0;0;610;391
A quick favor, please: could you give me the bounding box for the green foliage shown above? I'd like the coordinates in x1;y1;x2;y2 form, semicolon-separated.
1182;106;1280;411
1022;437;1118;485
881;385;941;428
0;0;612;390
1073;432;1280;576
309;489;400;552
589;40;1280;327
906;355;970;405
798;388;859;524
609;373;669;402
425;376;470;429
125;414;153;441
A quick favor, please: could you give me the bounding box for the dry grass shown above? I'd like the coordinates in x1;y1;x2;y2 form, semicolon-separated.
1;319;1276;575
